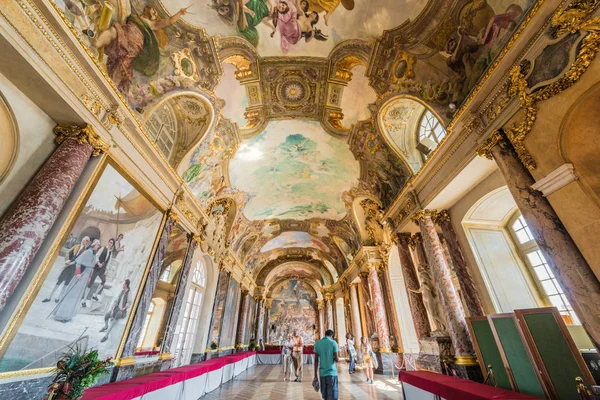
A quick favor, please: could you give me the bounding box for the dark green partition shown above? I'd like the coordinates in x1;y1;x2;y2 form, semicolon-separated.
490;315;546;398
467;318;513;390
517;308;595;400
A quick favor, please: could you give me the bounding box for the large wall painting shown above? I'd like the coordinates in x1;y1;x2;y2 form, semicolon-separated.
260;231;329;253
229;120;360;220
270;280;317;344
0;163;163;373
162;0;426;57
219;278;240;348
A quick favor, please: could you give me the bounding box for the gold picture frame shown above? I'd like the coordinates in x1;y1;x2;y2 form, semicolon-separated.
0;155;167;379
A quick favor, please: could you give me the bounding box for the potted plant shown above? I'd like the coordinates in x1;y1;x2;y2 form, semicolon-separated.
210;341;218;351
44;346;112;400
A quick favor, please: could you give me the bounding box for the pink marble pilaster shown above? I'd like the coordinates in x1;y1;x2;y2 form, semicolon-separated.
264;303;271;343
358;272;376;337
350;284;363;339
396;233;431;339
415;213;474;356
367;263;391;351
236;291;251;347
0;135;97;312
325;297;333;331
436;211;484;317
255;298;265;342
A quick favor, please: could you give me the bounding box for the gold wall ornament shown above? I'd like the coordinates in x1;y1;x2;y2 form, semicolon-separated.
410;209;438;224
501;2;600;170
53;124;109;156
328;110;346;130
476;130;510;160
435;209;451;224
389;52;416;84
408;233;422;250
171;48;200;81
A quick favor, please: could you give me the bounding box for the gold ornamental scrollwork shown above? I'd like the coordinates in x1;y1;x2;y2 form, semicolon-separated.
53;124;109;156
476;130;511;160
501;1;600;170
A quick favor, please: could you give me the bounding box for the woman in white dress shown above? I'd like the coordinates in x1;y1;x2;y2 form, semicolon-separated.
52;240;101;322
282;333;293;381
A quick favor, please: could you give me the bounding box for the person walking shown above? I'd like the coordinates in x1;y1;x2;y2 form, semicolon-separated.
314;329;340;400
346;332;356;374
360;336;374;384
282;333;293;381
291;330;304;382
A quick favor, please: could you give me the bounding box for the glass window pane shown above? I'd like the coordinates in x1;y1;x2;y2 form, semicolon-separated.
515;229;530;244
526;251;543;267
534;266;550;280
548;294;565;309
542;280;559;295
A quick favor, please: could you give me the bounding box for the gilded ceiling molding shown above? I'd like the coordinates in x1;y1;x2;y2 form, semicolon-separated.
496;1;600;170
53;124;109;156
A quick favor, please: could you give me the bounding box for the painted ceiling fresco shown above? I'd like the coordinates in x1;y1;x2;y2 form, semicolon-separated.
162;0;426;57
229;120;360;220
49;0;543;288
260;231;329;253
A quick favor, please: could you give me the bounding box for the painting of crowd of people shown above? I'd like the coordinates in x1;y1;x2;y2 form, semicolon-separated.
270;280;317;345
0;164;163;373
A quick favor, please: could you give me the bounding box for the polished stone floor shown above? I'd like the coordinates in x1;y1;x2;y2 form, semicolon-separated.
203;364;404;399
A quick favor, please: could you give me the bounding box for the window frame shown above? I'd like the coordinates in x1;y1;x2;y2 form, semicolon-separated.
144;104;178;161
417;109;446;160
507;211;579;325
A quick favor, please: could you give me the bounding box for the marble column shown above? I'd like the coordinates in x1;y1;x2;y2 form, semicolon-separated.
207;268;230;353
121;215;175;357
350;284;363;340
358;272;376;337
325;296;334;331
479;130;600;349
244;296;255;345
396;233;431;339
413;211;474;357
378;261;402;351
317;299;325;338
236;290;251;350
367;263;391;351
0;124;107;312
436;211;484;317
264;299;272;344
161;234;197;354
255;298;265;343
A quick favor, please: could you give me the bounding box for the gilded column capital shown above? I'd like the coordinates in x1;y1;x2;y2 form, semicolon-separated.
476;130;509;160
241;289;249;296
435;209;451;224
253;295;263;302
316;298;324;309
408;233;422;250
358;271;369;280
410;209;438;224
166;208;180;225
394;232;412;247
53;124;109;156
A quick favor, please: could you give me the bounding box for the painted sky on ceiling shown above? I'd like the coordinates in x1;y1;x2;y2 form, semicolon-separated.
229;120;359;220
260;231;329;253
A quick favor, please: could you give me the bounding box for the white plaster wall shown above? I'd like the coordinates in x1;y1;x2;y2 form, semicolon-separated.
388;246;419;354
0;72;55;216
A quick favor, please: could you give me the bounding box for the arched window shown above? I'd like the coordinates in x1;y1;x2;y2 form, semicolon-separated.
145;104;177;160
508;212;579;325
418;110;446;145
173;259;206;366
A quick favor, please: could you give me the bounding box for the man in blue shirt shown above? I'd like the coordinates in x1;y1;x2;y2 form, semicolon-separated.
313;329;340;400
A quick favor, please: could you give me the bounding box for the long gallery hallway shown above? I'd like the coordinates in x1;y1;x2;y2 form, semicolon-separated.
202;365;403;400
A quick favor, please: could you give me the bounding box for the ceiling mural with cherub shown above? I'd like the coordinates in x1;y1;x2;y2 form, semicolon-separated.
51;0;543;285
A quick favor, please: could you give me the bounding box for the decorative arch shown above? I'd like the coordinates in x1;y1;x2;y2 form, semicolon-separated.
376;94;446;173
142;90;217;169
